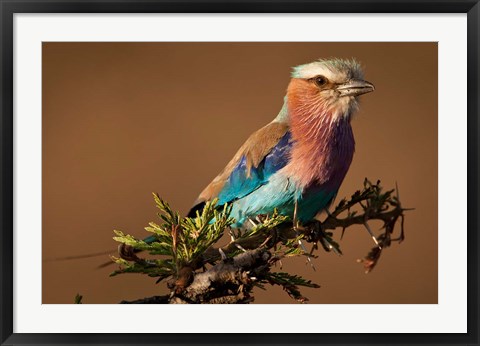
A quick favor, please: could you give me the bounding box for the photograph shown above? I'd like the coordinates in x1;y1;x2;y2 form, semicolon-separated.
42;42;438;304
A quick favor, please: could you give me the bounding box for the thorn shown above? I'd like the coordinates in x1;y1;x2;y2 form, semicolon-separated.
308;244;320;270
234;243;247;252
293;199;316;271
329;243;342;256
298;238;316;271
259;235;272;248
325;208;333;218
218;248;227;261
363;222;382;249
228;229;236;242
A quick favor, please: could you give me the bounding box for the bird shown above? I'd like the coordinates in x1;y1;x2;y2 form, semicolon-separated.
56;58;375;267
187;58;374;228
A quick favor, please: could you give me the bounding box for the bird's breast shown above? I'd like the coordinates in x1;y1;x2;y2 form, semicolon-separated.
284;117;355;194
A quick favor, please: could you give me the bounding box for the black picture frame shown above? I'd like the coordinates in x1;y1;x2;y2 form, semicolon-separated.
1;1;478;345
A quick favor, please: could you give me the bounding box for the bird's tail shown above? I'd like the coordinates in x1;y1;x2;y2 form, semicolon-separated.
186;201;206;218
97;234;158;268
43;249;115;264
44;235;160;269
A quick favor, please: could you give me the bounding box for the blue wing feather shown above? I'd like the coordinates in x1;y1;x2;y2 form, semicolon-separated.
217;131;292;205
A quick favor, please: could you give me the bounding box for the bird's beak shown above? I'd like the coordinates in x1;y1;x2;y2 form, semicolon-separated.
337;79;375;97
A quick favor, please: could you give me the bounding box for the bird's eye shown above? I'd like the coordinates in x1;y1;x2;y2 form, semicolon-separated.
315;75;328;87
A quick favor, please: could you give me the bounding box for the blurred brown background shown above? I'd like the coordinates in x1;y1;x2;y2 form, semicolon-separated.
42;42;437;304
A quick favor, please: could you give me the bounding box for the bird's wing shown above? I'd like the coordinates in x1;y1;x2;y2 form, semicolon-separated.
188;122;291;216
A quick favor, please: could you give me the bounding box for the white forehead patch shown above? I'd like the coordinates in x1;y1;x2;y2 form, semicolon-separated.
291;58;364;82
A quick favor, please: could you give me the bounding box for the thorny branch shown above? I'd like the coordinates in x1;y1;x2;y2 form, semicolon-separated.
109;179;409;304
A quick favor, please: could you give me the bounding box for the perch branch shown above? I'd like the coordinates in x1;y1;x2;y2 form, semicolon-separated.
111;179;409;303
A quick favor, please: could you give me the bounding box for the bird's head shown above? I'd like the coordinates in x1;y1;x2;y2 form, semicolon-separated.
287;58;374;121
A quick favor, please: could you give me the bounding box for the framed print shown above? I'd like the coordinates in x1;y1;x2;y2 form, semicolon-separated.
1;0;479;345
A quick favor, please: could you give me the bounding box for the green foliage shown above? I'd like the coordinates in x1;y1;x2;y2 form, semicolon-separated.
109;194;319;302
265;272;320;303
236;210;289;240
111;195;234;279
274;235;306;258
110;256;175;280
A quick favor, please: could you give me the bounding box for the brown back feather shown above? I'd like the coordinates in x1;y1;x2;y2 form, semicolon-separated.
192;121;289;207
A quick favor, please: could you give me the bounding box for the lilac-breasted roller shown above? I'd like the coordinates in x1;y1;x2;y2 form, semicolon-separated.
187;58;374;227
